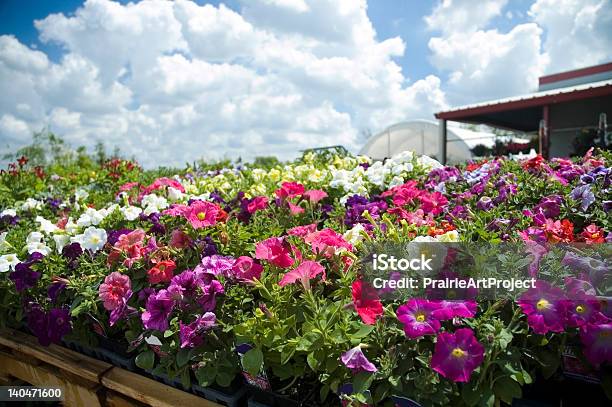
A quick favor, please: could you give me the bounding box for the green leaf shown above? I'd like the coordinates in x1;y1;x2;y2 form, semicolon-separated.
242;347;264;376
462;384;480;406
352;325;375;339
477;388;494;407
176;348;191;367
352;372;374;394
196;366;217;386
180;369;191;389
319;384;330;402
493;376;522;405
163;330;174;338
216;372;233;388
307;352;320;371
135;350;155;370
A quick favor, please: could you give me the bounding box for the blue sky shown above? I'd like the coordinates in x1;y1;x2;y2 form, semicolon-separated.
0;0;610;166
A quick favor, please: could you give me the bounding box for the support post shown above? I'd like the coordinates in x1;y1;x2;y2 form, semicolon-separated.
438;119;447;165
542;105;550;158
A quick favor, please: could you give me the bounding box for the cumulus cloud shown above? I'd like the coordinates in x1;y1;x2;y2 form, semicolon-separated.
425;0;611;106
0;0;448;167
529;0;612;73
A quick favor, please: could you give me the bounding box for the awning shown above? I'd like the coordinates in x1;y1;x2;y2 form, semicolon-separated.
435;79;612;132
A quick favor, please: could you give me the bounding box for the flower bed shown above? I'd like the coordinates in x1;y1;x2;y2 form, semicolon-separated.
0;148;610;406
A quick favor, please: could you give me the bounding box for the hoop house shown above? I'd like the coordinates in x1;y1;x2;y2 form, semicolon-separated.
359;120;497;163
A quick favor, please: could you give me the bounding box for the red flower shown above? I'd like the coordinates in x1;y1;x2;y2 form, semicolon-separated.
580;224;605;244
522;154;545;172
17;156;28;167
147;260;176;284
352;280;383;325
543;219;574;243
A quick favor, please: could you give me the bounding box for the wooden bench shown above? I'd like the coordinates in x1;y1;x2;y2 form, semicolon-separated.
0;328;221;407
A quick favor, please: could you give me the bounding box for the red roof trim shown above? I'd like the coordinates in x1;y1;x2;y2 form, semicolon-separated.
435;84;612;120
539;62;612;85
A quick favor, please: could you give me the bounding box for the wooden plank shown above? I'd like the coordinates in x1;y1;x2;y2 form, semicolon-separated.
0;328;112;383
101;368;221;407
0;352;103;407
105;391;147;407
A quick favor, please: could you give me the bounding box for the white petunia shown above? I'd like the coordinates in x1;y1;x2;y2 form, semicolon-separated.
53;234;70;253
0;232;11;251
0;253;20;272
64;218;79;235
343;223;366;246
75;189;89;201
22;198;43;211
121;206;143;221
141;194;169;216
1;208;17;217
26;231;44;244
72;227;107;253
27;241;51;256
36;216;59;234
77;207;106;227
167;187;184;202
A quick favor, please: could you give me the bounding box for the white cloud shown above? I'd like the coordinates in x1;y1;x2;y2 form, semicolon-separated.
0;0;447;167
428;24;548;104
425;0;612;106
529;0;612;73
425;0;508;34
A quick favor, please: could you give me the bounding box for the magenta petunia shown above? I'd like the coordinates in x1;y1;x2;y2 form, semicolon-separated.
517;280;569;334
278;260;325;290
304;228;352;257
431;328;484;382
396;299;442;339
340;345;377;373
287;223;317;238
255;237;294;268
432;300;477;320
231;256;263;281
99;272;132;311
566;295;605;327
579;323;612;366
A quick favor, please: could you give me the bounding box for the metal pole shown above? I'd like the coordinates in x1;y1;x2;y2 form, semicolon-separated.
438;119;447;165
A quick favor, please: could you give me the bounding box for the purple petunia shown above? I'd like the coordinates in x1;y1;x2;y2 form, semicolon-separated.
179;312;216;348
27;304;72;346
340;345;377;373
141;289;174;332
431;328;484;382
396;299;441;339
570;184;595;211
9;252;43;292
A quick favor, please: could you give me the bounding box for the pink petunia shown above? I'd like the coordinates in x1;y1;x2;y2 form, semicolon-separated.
303;189;328;204
275;182;305;199
185;201;219;229
287;223;317;238
431;328;484;382
278;260;325;290
99;272;132;311
304;228;352;257
287;201;305;215
247;196;269;214
169;229;192;249
255;237;295;268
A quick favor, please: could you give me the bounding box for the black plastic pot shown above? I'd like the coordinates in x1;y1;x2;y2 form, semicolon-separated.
61;337;136;371
145;370;189;391
191;382;247;407
246;386;316;407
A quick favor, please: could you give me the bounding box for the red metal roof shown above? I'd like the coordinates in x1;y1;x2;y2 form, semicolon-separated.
435;79;612;121
539;62;612;86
